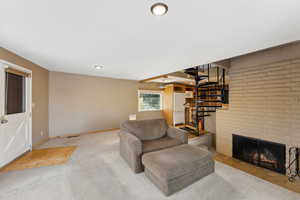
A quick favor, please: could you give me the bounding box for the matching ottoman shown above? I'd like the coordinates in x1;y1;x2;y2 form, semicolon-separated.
142;144;214;196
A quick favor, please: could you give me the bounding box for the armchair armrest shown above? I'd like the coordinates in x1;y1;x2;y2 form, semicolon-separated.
119;131;142;156
167;127;188;144
119;131;143;173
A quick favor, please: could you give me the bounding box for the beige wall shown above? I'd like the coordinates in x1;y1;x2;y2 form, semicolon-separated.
216;42;300;168
49;72;163;137
0;47;49;145
0;48;163;140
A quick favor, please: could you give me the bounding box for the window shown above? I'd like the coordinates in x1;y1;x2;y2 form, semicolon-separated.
5;72;26;115
138;90;162;112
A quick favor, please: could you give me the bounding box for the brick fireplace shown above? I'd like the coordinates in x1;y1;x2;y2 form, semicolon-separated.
233;134;286;174
215;43;300;172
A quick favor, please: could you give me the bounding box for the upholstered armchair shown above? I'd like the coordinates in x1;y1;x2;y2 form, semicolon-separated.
119;119;188;173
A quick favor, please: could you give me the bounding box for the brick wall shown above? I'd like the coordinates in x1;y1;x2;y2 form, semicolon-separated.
216;42;300;169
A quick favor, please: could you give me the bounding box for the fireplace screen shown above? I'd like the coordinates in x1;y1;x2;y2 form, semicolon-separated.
233;134;286;174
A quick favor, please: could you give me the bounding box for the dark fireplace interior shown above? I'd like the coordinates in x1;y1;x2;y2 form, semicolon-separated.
233;134;286;174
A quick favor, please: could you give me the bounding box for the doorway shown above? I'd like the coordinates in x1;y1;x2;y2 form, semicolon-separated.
0;60;32;168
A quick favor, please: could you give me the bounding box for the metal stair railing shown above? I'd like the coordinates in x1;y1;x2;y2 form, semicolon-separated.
184;64;226;135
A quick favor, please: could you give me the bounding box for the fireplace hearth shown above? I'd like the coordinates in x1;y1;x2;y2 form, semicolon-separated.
233;134;286;174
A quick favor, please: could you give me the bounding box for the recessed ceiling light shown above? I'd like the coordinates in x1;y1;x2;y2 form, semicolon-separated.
94;65;103;70
151;3;168;16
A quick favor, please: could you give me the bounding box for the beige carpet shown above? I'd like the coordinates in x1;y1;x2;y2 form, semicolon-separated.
0;146;76;174
0;131;299;200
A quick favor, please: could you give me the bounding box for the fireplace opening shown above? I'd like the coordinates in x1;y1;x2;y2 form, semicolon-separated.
233;134;286;174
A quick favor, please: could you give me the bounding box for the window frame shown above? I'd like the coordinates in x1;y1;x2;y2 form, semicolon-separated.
138;90;163;112
5;72;26;115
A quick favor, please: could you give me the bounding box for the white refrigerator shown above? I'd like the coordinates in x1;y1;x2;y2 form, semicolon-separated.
173;93;186;125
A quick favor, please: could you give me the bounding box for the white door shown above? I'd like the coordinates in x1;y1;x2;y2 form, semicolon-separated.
0;61;32;168
173;93;186;125
173;93;185;112
173;112;185;125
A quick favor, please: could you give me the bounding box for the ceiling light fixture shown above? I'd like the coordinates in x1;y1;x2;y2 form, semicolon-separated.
151;3;168;16
94;65;103;70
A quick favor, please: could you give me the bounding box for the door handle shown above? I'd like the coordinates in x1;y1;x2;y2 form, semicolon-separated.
0;116;8;124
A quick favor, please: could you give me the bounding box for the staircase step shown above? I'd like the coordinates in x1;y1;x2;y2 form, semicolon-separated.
198;105;223;108
198;94;224;98
197;100;223;103
197;82;219;87
185;72;197;76
184;68;199;76
198;115;210;117
198;88;223;91
198;77;208;80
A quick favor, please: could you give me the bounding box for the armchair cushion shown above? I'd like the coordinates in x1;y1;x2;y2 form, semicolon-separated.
121;119;168;141
142;136;182;153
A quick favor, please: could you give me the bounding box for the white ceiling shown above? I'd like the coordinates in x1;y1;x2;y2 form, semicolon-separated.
1;0;300;80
